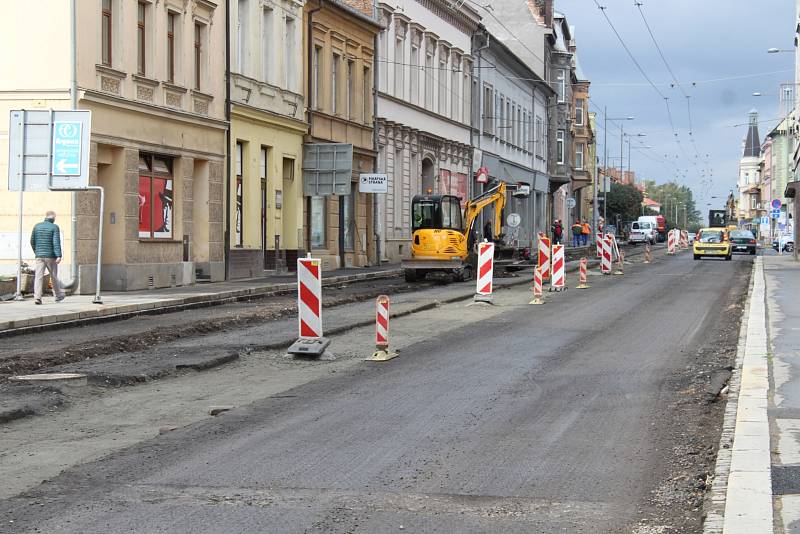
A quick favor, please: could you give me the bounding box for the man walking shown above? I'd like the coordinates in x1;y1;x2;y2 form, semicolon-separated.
30;211;65;305
571;219;583;247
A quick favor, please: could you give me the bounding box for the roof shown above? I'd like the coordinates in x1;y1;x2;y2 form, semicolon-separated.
643;198;661;207
743;110;761;158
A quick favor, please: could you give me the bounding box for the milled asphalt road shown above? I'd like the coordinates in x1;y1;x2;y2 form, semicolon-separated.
0;252;751;533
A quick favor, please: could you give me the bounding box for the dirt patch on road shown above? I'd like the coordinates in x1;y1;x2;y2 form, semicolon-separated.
631;263;751;533
0;278;432;381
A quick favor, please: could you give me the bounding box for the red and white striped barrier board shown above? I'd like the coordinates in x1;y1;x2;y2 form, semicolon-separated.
601;235;613;274
576;257;589;289
551;244;565;290
297;256;322;338
530;266;544;304
680;230;689;249
667;230;676;254
596;233;603;258
375;295;389;347
475;241;495;300
538;236;551;280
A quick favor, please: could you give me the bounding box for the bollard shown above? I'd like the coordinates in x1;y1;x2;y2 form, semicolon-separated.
287;255;332;358
550;244;566;291
576;257;590;289
530;265;545;305
474;241;495;303
538;235;551;281
613;250;625;275
366;295;398;361
601;235;613;274
644;243;652;264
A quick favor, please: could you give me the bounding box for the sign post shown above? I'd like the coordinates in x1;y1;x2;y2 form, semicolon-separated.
7;109;102;302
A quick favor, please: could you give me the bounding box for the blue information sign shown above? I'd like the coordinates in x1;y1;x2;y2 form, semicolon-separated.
771;209;782;219
51;121;82;176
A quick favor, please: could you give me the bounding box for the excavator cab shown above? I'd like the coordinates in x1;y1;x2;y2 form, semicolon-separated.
410;195;467;259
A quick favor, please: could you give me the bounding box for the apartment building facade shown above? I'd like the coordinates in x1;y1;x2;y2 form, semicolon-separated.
373;0;480;263
229;0;307;278
303;0;379;270
0;0;227;292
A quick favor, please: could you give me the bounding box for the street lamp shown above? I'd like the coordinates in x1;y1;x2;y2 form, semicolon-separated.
767;47;794;53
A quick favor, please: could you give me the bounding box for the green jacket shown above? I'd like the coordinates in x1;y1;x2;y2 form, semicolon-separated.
30;219;62;259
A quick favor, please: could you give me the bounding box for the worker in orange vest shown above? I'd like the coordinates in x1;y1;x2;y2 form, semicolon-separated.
581;220;591;246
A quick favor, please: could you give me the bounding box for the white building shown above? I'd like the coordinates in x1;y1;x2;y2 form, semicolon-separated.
375;0;480;263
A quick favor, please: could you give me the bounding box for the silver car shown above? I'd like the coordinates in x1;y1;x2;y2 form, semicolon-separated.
628;221;656;245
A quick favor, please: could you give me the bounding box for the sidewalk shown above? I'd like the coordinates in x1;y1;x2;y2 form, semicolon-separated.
705;254;800;533
765;254;800;532
0;264;402;335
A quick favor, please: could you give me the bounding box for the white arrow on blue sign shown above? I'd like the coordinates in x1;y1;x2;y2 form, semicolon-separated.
771;209;782;219
51;121;83;176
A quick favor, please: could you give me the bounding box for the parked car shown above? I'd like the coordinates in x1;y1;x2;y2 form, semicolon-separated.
772;235;795;253
693;228;731;260
638;216;666;242
730;230;757;255
628;221;656;245
687;232;696;244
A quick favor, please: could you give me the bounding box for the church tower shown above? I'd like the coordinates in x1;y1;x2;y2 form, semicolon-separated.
737;110;761;224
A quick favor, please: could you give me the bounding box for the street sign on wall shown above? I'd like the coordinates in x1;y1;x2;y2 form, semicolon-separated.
7;109;91;191
358;173;388;193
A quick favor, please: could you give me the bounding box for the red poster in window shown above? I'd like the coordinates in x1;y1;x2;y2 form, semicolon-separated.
454;173;468;207
138;176;151;238
440;169;451;197
152;177;173;239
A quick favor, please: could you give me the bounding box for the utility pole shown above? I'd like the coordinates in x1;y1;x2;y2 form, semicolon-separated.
603;106;608;228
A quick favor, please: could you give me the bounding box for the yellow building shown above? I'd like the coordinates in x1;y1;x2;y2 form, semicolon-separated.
228;0;307;278
0;0;227;292
303;0;379;270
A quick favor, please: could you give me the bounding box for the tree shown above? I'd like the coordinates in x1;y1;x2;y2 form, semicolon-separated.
605;183;644;225
641;180;702;229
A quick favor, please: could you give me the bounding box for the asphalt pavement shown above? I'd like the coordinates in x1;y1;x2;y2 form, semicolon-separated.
0;251;752;533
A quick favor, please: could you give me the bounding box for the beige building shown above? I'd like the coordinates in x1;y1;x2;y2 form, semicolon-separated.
303;0;379;269
0;0;227;292
229;0;307;278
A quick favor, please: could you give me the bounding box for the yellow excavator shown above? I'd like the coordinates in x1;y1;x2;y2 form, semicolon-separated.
402;181;507;282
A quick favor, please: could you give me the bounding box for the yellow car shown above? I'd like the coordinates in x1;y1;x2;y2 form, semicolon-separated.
693;228;732;261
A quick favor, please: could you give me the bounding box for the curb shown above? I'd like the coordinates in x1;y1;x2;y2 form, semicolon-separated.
0;269;403;338
704;257;773;533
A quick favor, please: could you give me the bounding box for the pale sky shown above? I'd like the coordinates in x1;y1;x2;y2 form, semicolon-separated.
555;0;796;211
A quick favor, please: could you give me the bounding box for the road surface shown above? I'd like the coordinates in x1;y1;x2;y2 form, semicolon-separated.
0;252;751;533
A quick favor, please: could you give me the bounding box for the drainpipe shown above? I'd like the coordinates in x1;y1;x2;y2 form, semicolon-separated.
372;25;381;266
306;1;323;253
224;0;232;280
66;0;79;290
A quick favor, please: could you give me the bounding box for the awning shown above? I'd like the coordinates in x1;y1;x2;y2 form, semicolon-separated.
482;153;549;193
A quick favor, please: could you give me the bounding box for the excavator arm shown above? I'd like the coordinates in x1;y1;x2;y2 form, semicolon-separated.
464;181;507;240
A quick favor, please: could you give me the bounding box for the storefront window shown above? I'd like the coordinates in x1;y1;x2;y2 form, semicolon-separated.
235;142;244;247
310;196;326;248
343;191;355;251
138;154;174;239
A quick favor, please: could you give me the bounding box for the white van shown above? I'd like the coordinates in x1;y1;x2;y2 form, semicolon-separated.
629;221;656;245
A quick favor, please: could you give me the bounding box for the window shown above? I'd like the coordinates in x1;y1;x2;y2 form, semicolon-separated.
495;94;502;141
451;56;460;120
102;0;113;66
363;66;371;122
575;98;585;126
343;190;355;251
138;154;174;240
535;116;544;158
483;85;493;134
347;59;355;119
750;195;757;209
425;48;434;109
395;31;404;98
378;29;388;91
575;142;585;170
166;12;176;83
285;17;296;89
506;101;511;143
410;44;419;104
438;54;447;114
310;197;326;248
194;22;204;90
394;148;403;225
235;142;244;247
332;53;339;114
312;45;321;109
137;2;146;75
463;63;472;125
260;147;268;180
262;8;273;82
557;69;566;103
237;0;248;74
557;130;565;164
